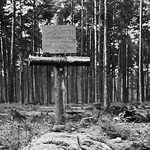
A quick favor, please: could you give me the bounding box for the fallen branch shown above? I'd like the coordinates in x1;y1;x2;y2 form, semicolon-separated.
77;136;86;150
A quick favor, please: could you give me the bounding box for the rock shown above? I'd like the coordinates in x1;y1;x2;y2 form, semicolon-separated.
21;132;113;150
113;117;121;122
80;117;96;126
10;109;26;122
140;101;150;109
52;125;65;132
93;103;102;110
111;137;122;142
110;102;126;115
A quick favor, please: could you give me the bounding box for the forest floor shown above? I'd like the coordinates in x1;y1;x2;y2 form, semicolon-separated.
0;103;150;150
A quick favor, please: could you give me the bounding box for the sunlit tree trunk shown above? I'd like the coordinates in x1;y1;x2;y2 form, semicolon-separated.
111;3;116;103
103;0;108;107
116;39;122;102
139;0;142;103
94;0;98;103
98;0;102;103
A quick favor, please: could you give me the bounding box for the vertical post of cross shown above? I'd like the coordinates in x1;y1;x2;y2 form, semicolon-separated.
53;11;66;125
54;65;65;124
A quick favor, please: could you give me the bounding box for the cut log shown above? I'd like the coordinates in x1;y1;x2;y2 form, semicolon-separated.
28;55;90;66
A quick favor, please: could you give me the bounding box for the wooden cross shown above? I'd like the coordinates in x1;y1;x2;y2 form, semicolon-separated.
28;24;90;124
28;55;90;124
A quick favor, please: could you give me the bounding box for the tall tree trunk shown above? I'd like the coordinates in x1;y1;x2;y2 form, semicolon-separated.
27;59;30;103
90;2;95;103
19;0;24;104
94;0;98;103
3;28;8;103
31;0;36;103
141;53;145;101
8;0;15;103
122;37;127;103
112;4;116;103
47;66;52;104
139;0;143;103
70;67;75;103
89;28;94;103
116;39;122;102
0;18;3;102
130;74;134;101
126;36;129;102
81;0;85;104
66;67;69;103
137;67;139;101
146;60;149;101
70;0;76;104
103;0;108;107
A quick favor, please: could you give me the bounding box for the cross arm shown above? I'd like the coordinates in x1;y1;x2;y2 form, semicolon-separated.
28;55;90;66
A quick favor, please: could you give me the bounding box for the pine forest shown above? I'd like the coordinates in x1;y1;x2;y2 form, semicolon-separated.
1;0;150;149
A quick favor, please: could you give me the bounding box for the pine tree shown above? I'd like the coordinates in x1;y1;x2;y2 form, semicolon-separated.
8;0;16;103
103;0;108;107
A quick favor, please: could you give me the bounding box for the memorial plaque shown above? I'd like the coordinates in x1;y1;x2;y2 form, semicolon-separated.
41;25;77;54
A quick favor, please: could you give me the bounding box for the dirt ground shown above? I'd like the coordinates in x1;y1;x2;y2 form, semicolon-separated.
0;103;150;150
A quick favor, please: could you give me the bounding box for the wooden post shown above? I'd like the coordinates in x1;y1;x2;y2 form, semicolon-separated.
54;66;65;124
29;55;90;125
